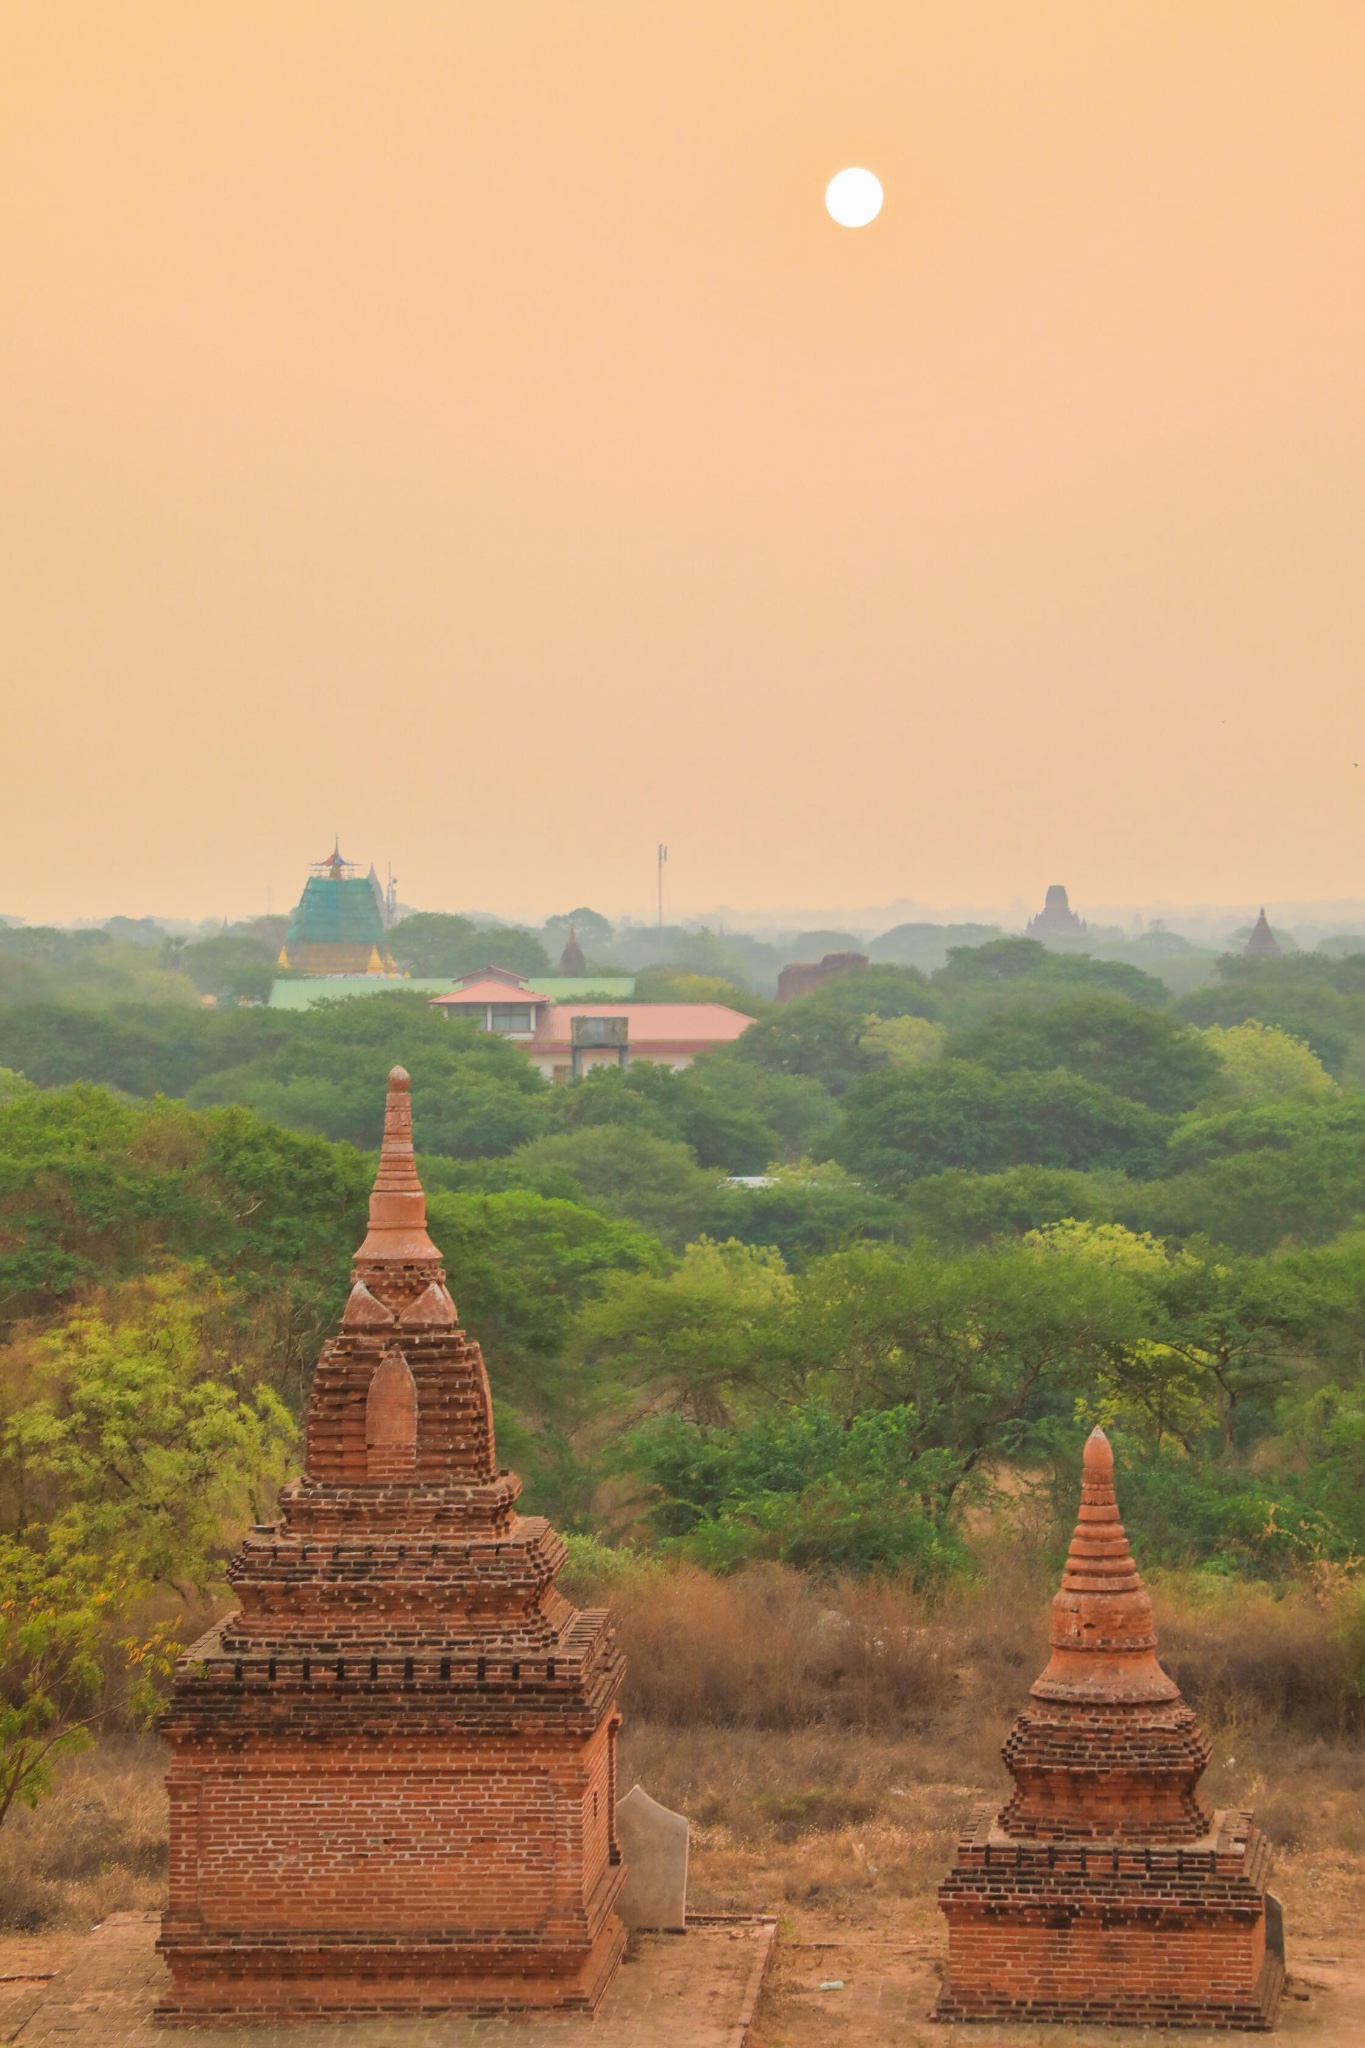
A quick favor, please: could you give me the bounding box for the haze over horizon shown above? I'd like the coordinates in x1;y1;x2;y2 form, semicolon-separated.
4;4;1364;924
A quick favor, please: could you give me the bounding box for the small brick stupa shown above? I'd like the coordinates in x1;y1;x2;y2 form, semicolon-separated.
937;1428;1282;2029
158;1068;626;2023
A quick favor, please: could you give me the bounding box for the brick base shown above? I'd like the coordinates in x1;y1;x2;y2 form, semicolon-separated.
157;1656;625;2025
935;1952;1282;2030
936;1805;1281;2032
154;1911;627;2024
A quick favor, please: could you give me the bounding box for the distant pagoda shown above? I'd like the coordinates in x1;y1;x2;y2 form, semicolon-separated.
1245;908;1281;959
278;844;399;976
558;926;587;976
1026;884;1087;938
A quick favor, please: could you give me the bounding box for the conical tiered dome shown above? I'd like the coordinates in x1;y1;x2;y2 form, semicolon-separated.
1033;1426;1178;1704
225;1066;575;1646
1001;1429;1210;1840
352;1064;442;1267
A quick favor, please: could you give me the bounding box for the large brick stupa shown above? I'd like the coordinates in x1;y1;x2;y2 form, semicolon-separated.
936;1428;1282;2029
157;1068;626;2022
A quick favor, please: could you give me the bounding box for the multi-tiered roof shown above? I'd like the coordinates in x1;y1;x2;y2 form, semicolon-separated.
277;843;398;975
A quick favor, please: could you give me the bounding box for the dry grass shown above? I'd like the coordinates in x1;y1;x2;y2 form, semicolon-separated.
601;1563;962;1729
0;1738;166;1932
598;1554;1365;1736
1;1559;1361;1934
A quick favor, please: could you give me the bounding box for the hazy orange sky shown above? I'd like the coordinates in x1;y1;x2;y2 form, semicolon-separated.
3;4;1364;925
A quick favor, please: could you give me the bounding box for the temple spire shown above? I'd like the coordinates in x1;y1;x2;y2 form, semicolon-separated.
1031;1427;1178;1704
1246;907;1281;958
353;1066;441;1264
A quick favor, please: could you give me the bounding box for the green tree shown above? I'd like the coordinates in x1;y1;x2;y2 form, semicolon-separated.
900;1165;1129;1248
732;966;939;1094
0;1086;370;1377
947;995;1220;1112
502;1124;720;1247
187;991;549;1157
859;1014;946;1067
542;908;615;956
683;1052;840;1164
1134;1097;1365;1253
180;932;280;1005
425;1187;664;1420
1178;952;1364;1077
571;1239;794;1425
0;928;196;1009
0;1546;175;1830
2;1273;296;1596
621;1401;967;1579
837;1059;1171;1190
932;938;1170;1023
1201;1020;1337;1103
699;1162;905;1265
546;1061;780;1174
388;913;550;979
792;1240;1145;1492
631;967;763;1011
0;999;280;1097
1142;1242;1302;1452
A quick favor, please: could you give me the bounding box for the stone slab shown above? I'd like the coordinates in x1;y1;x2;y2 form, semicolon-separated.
615;1785;689;1933
12;1914;774;2048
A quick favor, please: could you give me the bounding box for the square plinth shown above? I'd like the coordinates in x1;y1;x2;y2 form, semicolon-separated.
158;1686;624;2023
937;1806;1283;2030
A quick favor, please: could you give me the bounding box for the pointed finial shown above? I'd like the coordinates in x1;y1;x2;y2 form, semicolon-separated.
1083;1425;1113;1474
353;1067;440;1265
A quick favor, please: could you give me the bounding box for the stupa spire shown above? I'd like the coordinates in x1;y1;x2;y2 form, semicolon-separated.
1031;1426;1178;1705
353;1066;440;1266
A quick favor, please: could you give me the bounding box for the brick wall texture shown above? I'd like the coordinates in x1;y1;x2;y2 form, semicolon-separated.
936;1427;1282;2029
156;1067;626;2024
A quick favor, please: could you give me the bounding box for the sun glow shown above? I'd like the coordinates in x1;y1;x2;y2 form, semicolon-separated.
824;167;883;228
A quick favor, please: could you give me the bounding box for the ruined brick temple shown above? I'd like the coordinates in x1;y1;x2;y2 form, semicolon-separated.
937;1428;1282;2029
158;1068;626;2022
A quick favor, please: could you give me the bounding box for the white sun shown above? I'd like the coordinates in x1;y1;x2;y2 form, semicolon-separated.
825;167;883;228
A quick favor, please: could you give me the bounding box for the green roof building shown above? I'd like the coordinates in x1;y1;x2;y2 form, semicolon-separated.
278;846;400;976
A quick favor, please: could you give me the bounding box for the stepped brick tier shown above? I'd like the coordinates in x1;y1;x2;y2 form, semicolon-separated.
936;1428;1282;2030
157;1068;626;2025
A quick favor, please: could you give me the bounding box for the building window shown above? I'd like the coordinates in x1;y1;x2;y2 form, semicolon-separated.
490;1005;532;1032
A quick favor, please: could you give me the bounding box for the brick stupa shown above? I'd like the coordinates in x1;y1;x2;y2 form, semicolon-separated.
158;1067;626;2023
936;1428;1282;2029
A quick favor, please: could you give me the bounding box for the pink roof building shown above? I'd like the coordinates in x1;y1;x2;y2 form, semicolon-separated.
429;973;753;1079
